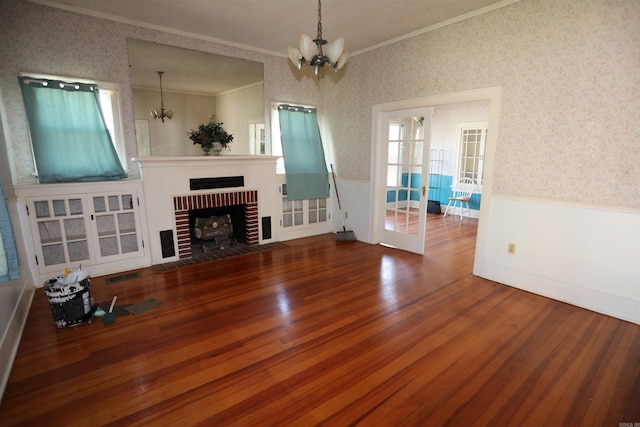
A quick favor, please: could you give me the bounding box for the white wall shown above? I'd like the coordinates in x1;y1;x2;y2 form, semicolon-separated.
477;196;640;324
216;82;265;155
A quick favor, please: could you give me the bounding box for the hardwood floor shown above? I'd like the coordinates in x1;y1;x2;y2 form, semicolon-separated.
1;215;638;426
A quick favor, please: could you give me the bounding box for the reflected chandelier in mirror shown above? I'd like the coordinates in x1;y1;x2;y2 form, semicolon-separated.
127;38;264;157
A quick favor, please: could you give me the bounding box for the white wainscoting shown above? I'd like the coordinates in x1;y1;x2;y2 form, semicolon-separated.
475;195;640;324
0;279;33;400
0;198;36;401
330;178;371;244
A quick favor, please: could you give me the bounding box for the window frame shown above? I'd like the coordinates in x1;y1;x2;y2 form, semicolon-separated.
454;122;488;192
272;103;330;234
19;72;128;175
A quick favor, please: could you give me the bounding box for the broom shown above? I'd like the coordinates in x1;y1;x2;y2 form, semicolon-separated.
330;164;356;241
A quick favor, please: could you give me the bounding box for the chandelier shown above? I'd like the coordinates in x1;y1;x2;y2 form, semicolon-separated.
288;0;348;76
150;71;173;122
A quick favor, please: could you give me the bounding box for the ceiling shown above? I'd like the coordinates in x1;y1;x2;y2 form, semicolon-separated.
30;0;515;94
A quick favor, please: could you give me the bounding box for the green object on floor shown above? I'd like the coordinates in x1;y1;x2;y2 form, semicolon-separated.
103;296;117;325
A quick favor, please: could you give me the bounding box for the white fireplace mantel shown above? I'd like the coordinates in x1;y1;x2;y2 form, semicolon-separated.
134;155;281;168
134;155;280;265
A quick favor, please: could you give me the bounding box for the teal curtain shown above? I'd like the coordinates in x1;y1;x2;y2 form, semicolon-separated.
19;77;127;183
0;178;19;282
278;105;329;200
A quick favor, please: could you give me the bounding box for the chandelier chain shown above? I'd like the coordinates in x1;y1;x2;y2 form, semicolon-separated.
158;72;165;109
317;0;323;42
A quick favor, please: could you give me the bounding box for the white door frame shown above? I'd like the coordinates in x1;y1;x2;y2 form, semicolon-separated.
370;87;502;274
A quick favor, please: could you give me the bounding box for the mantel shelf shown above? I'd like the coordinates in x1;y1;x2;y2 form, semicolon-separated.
133;156;279;169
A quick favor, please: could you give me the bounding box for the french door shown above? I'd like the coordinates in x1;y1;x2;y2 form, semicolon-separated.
380;108;432;254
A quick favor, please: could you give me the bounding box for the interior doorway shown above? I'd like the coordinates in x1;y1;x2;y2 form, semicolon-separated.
370;87;502;275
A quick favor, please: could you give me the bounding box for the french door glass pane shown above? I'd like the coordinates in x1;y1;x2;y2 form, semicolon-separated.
385;115;424;238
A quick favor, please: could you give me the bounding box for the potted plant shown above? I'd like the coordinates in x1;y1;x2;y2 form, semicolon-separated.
187;116;234;155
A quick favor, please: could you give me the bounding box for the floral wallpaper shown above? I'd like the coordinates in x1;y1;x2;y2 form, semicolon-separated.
1;0;638;208
323;0;640;208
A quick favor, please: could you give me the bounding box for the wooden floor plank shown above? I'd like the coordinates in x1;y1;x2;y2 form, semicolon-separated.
1;214;638;426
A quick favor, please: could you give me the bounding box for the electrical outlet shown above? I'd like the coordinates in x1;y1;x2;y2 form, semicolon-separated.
344;211;349;219
507;243;516;255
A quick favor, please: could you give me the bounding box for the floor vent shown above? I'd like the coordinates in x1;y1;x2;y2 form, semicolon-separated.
106;272;140;283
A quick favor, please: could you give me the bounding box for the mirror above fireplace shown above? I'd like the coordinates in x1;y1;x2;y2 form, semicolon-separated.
127;38;265;157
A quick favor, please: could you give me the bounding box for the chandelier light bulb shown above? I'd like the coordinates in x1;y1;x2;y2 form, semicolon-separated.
299;33;317;62
325;37;344;64
287;0;347;77
334;51;349;72
288;46;303;70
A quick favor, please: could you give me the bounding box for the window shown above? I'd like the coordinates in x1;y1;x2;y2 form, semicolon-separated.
97;85;127;165
249;122;266;155
277;104;329;201
19;73;127;183
273;103;329;231
455;123;487;191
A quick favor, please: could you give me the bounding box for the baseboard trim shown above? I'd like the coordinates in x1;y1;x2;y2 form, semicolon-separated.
478;262;640;325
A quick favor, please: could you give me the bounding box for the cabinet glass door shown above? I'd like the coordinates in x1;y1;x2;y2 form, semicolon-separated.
92;193;142;261
29;197;92;270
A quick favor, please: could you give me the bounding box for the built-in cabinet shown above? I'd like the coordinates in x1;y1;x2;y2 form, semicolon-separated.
15;181;150;284
26;191;143;274
278;178;332;240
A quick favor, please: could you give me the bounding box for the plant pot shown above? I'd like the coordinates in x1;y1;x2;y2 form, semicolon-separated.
212;141;223;156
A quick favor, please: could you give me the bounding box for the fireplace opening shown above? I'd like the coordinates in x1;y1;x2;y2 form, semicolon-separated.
174;190;258;260
189;204;247;249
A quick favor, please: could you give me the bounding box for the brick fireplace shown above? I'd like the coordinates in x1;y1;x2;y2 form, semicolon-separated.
135;155;279;265
173;190;258;259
